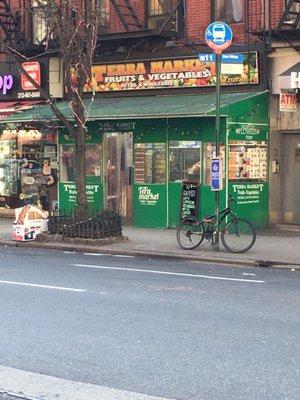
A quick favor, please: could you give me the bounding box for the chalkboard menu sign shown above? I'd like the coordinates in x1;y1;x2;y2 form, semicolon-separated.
180;182;199;219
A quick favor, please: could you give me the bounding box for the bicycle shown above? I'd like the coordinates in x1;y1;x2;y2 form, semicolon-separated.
176;194;256;253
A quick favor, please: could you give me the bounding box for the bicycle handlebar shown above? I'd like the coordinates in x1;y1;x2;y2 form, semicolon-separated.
228;194;237;205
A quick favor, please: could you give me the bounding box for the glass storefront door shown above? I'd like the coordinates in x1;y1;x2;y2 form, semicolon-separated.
103;132;133;221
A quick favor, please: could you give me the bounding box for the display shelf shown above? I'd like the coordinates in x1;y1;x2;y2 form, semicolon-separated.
229;141;267;181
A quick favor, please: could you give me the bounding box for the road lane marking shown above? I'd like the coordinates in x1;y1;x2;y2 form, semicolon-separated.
0;280;86;292
73;264;266;283
0;365;175;400
112;255;135;258
84;253;135;258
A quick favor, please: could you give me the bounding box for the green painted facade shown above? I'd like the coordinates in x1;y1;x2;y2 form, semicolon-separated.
58;92;269;229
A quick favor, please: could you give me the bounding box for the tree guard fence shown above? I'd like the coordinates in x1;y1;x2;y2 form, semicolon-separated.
48;210;122;239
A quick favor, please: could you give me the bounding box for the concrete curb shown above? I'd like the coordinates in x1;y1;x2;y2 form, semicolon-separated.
0;239;299;271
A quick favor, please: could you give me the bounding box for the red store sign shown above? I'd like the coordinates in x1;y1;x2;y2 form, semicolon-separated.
279;92;297;112
21;61;41;91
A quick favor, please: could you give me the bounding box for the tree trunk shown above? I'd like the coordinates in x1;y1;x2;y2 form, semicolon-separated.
74;125;87;219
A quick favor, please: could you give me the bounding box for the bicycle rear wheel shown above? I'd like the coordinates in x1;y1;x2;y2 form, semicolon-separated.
176;216;204;250
221;218;256;253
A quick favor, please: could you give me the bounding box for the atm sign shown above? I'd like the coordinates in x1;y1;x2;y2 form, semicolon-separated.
21;61;41;91
279;92;297;112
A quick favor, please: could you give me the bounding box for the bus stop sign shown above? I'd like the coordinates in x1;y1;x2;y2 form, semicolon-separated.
205;21;233;54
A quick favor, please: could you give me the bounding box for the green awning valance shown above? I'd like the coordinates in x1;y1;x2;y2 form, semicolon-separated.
0;91;266;123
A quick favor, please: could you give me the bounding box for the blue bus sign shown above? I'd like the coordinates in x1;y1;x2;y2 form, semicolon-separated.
198;53;215;62
199;53;244;63
205;22;233;54
211;158;223;191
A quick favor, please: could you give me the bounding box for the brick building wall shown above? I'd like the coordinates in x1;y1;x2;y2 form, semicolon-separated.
0;0;288;49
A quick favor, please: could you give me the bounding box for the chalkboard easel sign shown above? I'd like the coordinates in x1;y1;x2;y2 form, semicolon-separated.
180;182;199;220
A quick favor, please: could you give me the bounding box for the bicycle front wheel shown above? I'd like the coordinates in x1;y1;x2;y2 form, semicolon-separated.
221;218;256;253
176;216;204;250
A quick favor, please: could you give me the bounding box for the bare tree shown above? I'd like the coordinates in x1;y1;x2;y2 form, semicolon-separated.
0;0;100;218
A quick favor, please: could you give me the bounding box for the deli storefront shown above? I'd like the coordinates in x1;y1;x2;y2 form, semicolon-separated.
58;52;268;229
58;92;269;230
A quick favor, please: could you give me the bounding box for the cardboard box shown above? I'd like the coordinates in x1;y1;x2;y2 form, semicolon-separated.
13;205;49;241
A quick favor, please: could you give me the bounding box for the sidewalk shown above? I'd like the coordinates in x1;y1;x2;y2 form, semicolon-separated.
0;218;299;269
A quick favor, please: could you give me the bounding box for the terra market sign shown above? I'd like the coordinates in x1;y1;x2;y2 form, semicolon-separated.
81;52;258;93
229;122;268;141
138;187;160;206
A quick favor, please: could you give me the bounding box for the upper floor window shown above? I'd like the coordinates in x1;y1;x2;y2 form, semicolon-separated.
148;0;184;35
215;0;245;24
32;0;48;45
98;0;110;31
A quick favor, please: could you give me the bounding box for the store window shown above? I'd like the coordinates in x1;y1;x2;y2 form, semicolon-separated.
215;0;245;23
0;127;57;210
134;143;166;184
229;141;267;181
60;145;75;182
98;0;110;31
60;144;102;181
0;133;18;198
203;143;225;185
169;141;201;183
85;144;101;176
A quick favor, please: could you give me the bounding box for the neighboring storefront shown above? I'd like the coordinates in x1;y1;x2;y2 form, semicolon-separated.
0;59;58;211
269;51;300;225
0;125;58;210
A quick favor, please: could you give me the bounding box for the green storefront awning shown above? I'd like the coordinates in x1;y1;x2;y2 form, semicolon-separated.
0;91;266;123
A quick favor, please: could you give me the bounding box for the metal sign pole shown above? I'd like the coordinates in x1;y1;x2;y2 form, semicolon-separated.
214;52;221;250
204;21;232;252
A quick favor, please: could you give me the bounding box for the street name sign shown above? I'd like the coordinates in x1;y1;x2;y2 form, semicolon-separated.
199;53;243;63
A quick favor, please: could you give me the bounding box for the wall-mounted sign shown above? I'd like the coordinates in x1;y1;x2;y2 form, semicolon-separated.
60;183;101;205
280;92;297;112
21;62;41;91
278;62;300;93
0;74;13;95
96;121;137;133
0;59;48;100
291;71;300;89
231;183;265;205
81;53;258;93
229;122;268;141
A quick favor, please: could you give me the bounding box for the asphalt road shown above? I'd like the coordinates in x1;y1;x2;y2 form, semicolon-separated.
0;247;299;400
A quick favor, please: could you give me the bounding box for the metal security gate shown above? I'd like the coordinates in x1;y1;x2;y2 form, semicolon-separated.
103;132;133;222
282;132;300;224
